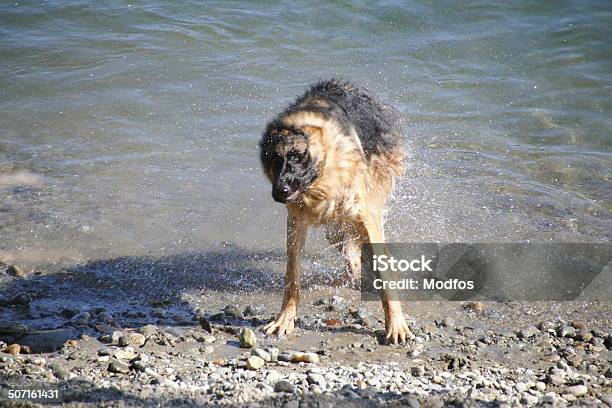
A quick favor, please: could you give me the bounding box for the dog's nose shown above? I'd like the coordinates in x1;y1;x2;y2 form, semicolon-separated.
272;185;291;203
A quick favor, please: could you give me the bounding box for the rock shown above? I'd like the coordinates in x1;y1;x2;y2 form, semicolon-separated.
324;318;342;327
119;332;146;347
200;345;214;354
542;392;558;404
463;301;485;313
246;356;265;370
274;380;296;393
574;331;592;342
113;347;137;360
198;317;213;333
518;326;540;339
306;373;325;386
291;352;319;363
605;335;612;350
535;382;546;392
239;328;257;348
440;317;455;329
277;353;292;362
243;305;263;317
556;324;576;338
566;384;587;397
251;348;271;362
4;264;26;277
137;325;159;339
411;366;425;377
569;320;586;330
546;374;566;386
265;346;279;361
5;344;20;355
108;360;130;374
327;296;347;312
49;362;72;380
224;305;243;319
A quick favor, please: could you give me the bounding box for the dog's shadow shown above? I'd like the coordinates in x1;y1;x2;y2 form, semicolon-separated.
0;243;353;349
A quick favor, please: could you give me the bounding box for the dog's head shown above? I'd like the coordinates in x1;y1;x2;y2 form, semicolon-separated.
259;122;325;204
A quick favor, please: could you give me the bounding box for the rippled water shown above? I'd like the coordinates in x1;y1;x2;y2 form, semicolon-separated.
1;1;610;271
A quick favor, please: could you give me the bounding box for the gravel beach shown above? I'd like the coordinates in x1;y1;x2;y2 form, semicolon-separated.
0;259;610;407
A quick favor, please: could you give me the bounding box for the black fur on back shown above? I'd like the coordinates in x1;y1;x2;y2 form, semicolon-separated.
283;79;402;159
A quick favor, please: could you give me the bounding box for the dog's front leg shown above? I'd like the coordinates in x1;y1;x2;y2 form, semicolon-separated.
262;209;307;337
357;210;413;344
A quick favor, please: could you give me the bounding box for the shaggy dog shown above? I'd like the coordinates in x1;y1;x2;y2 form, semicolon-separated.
259;79;412;343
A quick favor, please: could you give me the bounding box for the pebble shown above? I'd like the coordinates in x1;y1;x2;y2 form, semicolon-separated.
464;301;485;313
556;324;576;338
291;352;319;364
274;380;296;393
440;317;455;329
246;356;265;370
570;320;586;330
119;332;146;347
224;305;243;319
138;325;159;339
517;326;539;339
251;348;271;362
5;344;20;355
49;362;72;380
567;384;587;397
306;373;326;386
108;360;130;374
239;328;257;348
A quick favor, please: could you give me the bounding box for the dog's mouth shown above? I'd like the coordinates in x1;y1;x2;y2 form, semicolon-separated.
285;189;301;202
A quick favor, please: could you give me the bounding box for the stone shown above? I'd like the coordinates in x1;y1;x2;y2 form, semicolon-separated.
517;326;540;339
265;346;279;361
274;380;296;393
291;352;319;363
5;344;20;355
119;332;146;347
108;360;130;374
411;366;425;377
224;305;243;319
566;384;587;397
246;356;265;370
556;325;576;338
251;348;271;362
306;373;325;386
575;331;593;342
239;328;257;348
569;320;586;330
464;301;485;313
137;325;158;339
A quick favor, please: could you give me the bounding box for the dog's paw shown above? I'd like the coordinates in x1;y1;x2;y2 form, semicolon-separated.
385;315;414;344
262;309;296;337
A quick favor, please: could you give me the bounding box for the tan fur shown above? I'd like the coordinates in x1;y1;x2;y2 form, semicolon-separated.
263;108;413;343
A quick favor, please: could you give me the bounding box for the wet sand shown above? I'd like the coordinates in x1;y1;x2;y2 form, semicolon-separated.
0;256;610;407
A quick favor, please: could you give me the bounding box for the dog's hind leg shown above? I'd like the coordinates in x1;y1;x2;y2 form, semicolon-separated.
262;208;307;337
355;209;413;344
325;225;361;287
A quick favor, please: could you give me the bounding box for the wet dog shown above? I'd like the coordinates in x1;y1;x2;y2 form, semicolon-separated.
259;79;412;343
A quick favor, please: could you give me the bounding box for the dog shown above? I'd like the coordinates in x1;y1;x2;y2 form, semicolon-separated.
259;79;412;343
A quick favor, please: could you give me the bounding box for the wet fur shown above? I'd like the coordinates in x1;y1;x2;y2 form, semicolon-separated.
259;79;412;342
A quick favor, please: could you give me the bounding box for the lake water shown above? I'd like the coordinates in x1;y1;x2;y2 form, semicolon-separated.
1;0;610;273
